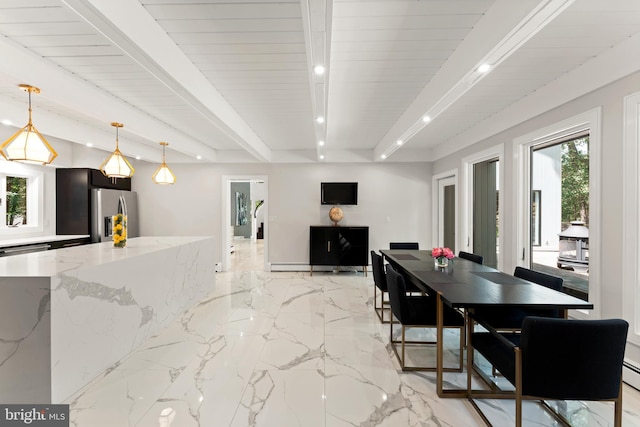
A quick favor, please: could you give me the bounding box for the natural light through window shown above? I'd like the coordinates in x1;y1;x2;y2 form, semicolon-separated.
0;162;43;233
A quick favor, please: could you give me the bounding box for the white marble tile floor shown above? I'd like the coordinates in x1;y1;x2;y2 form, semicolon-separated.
65;244;640;426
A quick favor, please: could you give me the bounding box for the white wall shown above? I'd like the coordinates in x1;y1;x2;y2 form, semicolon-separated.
130;161;432;266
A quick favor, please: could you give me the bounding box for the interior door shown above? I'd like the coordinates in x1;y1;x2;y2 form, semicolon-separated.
437;177;456;250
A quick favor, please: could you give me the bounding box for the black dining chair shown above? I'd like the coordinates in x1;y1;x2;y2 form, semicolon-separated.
458;251;484;265
370;250;391;323
473;266;564;329
470;316;628;427
389;242;419;250
385;263;464;371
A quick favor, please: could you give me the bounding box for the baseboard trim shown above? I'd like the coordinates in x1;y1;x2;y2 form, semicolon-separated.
270;264;369;273
623;360;640;391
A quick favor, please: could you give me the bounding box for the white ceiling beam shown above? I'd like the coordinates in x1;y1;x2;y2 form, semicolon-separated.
0;36;217;162
432;30;640;161
61;0;272;162
374;0;574;161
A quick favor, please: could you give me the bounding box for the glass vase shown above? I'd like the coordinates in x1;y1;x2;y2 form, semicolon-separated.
435;257;448;269
113;199;127;248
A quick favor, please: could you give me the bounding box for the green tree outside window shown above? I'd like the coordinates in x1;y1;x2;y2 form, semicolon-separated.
6;176;27;226
561;137;589;226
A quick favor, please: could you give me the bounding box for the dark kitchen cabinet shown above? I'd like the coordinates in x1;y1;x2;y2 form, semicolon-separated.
309;226;369;275
56;168;131;235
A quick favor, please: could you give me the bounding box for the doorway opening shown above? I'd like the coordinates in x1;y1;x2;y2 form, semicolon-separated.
432;171;457;251
222;176;268;272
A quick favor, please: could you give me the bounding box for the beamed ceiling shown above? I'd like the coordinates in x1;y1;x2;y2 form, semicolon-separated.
0;0;639;164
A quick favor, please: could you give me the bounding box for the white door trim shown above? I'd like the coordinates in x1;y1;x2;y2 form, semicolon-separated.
431;169;458;250
221;175;269;272
623;92;640;346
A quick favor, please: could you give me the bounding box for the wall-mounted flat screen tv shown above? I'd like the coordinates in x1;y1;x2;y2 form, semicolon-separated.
321;182;358;205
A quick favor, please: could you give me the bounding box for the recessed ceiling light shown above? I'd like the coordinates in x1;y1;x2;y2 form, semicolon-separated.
381;154;387;160
314;65;325;75
478;63;491;73
396;140;403;146
135;156;141;160
318;140;325;146
1;119;12;126
319;155;325;160
316;116;324;124
85;142;93;147
422;115;431;123
196;155;202;160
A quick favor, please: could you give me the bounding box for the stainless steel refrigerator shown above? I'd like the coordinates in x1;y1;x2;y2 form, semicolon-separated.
90;189;139;243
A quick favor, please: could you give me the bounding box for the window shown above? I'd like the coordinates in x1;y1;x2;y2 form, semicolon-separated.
530;134;589;298
0;163;44;233
514;108;601;320
5;176;28;226
623;91;640;347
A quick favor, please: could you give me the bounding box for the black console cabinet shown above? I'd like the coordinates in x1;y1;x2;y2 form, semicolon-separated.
309;226;369;275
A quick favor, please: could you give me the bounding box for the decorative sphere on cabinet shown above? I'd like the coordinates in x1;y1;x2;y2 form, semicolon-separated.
329;206;344;226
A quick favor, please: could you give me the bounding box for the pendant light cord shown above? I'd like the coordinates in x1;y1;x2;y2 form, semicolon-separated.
27;89;33;126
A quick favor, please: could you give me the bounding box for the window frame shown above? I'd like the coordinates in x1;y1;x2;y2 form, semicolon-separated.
514;108;601;320
0;161;44;234
623;91;640;346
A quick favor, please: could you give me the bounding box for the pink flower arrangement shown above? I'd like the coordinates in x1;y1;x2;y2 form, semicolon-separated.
432;247;454;261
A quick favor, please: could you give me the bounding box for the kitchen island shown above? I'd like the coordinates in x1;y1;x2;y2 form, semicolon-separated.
0;236;216;403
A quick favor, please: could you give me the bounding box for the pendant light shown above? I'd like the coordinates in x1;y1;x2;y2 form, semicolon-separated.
0;84;57;164
152;141;176;185
100;122;134;178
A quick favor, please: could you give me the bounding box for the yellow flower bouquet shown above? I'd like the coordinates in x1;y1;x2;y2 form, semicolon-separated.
112;213;127;248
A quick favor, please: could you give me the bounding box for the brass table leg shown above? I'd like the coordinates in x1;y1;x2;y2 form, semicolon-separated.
437;292;444;396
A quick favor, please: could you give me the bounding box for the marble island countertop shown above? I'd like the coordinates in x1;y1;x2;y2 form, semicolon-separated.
0;235;216;403
0;236;213;277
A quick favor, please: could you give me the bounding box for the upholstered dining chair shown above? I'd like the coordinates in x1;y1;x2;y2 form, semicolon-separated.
389;242;419;250
370;250;391;323
470;316;628;427
473;266;564;329
385;263;464;371
458;251;484;265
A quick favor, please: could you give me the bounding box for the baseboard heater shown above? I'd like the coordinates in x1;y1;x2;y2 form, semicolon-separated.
623;360;640;391
270;263;368;273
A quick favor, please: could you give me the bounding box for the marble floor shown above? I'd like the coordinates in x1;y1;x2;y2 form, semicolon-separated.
65;241;640;426
230;238;265;272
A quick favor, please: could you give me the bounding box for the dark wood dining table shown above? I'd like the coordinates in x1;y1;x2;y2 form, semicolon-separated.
380;249;594;398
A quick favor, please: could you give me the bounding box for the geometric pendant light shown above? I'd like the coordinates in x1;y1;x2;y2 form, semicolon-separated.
0;84;57;165
100;122;134;178
152;141;176;185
